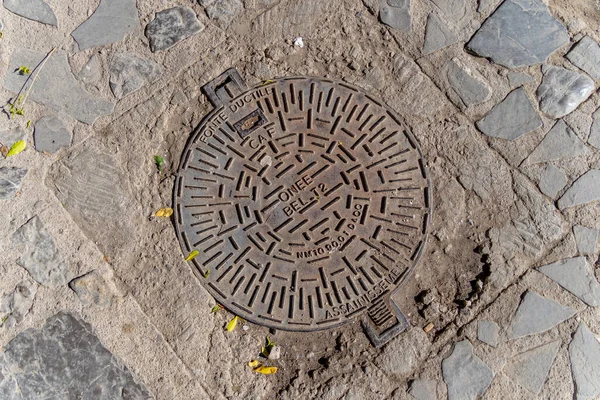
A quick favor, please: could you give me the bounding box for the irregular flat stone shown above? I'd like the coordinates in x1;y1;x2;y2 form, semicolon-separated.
34;116;72;153
69;269;122;307
467;0;569;69
589;108;600;149
477;320;500;347
477;0;499;14
570;323;600;400
507;291;575;339
430;0;467;21
0;167;27;200
504;341;561;394
442;340;494;400
558;170;600;210
145;6;205;52
0;280;36;329
0;126;26;149
109;52;163;99
422;14;457;55
524;120;591;165
574;225;599;255
476;88;541;140
3;0;57;26
445;59;490;108
0;312;151;399
538;164;567;198
507;72;534;88
380;0;411;32
71;0;139;50
77;54;102;84
408;379;437;400
4;49;114;125
374;328;430;376
537;65;595;119
205;0;244;26
12;216;69;287
538;257;600;306
566;36;600;80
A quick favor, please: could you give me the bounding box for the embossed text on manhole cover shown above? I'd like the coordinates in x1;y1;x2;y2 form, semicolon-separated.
174;70;431;345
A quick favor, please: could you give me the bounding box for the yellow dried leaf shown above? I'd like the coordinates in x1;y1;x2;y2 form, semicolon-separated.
226;316;239;332
154;207;173;217
6;140;26;157
211;304;222;313
254;366;278;375
248;360;261;368
185;250;199;261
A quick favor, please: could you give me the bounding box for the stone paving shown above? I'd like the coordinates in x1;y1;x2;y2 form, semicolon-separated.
0;0;599;399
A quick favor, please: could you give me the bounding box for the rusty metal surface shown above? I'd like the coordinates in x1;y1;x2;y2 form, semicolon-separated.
174;75;431;333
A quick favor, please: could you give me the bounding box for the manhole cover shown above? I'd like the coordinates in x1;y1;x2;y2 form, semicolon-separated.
174;69;431;347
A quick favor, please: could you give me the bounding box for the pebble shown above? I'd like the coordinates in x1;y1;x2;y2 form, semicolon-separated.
558;169;600;210
3;0;57;26
538;164;567;199
538;257;600;307
268;345;281;360
524;120;590;165
467;0;569;68
504;340;561;394
294;37;305;48
566;36;600;80
422;14;458;55
537;65;595;119
145;6;205;52
380;0;411;32
573;225;599;255
205;0;243;26
477;320;499;348
569;323;600;400
476;87;541;140
445;59;490;108
34;116;72;154
507;291;575;339
77;55;102;84
71;0;139;50
0;167;27;200
442;340;494;400
109;52;163;99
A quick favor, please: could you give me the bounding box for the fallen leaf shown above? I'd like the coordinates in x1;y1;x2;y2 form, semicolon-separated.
424;322;434;333
226;316;239;332
261;336;275;358
211;304;222;313
254;366;278;375
0;145;8;158
26;120;31;128
103;255;110;263
154;155;164;172
154;207;173;217
6;140;26;157
17;66;31;75
185;250;199;261
248;360;261;368
260;79;275;86
204;270;210;279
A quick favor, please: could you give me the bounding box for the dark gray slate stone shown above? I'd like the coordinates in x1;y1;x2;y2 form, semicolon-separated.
205;0;244;26
558;170;600;210
476;88;541;140
589;108;600;150
0;312;151;400
538;164;567;198
477;320;500;347
442;340;494;400
3;0;57;26
445;59;490;108
524;120;590;165
538;257;600;307
467;0;569;69
0;126;26;149
145;6;205;52
537;65;595;119
0;280;36;329
4;49;114;124
12;216;69;287
570;323;600;400
574;225;599;255
507;71;534;88
422;14;457;55
566;36;600;81
78;55;102;84
71;0;139;51
507;291;575;339
109;53;163;99
504;341;560;394
0;167;27;200
408;379;437;400
380;0;411;32
34;116;72;153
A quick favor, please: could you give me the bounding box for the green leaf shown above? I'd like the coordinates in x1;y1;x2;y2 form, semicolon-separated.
261;336;275;358
204;270;210;279
211;305;222;313
6;140;26;157
26;120;32;128
154;155;164;172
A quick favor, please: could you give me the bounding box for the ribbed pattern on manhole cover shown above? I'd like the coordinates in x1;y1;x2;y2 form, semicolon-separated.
174;77;431;332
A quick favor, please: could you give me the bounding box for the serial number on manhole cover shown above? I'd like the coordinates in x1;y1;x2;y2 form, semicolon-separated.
174;77;431;331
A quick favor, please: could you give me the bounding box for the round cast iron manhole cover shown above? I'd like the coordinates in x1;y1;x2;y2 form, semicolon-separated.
174;70;431;343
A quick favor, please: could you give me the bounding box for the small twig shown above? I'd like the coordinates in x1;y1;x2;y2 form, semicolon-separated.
16;47;56;107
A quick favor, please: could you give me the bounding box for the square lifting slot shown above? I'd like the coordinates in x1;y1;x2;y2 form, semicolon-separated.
233;108;268;139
